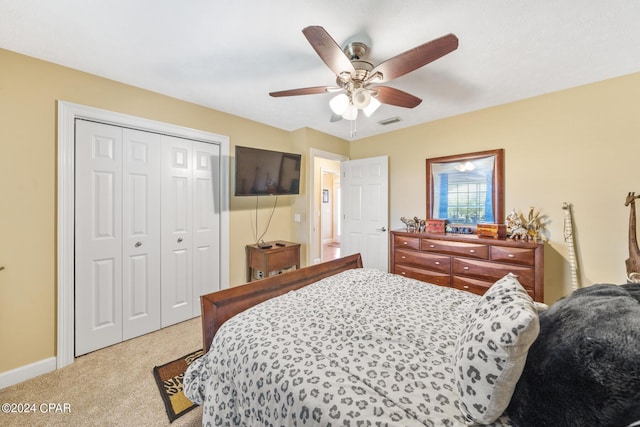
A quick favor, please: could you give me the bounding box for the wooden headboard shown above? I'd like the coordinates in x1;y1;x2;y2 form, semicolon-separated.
200;253;363;351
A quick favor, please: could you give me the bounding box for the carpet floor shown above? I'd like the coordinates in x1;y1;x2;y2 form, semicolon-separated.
0;317;202;427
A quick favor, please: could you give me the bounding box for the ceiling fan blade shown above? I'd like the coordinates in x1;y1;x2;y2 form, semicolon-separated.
269;86;332;97
370;33;458;83
373;86;422;108
330;112;343;122
302;26;355;77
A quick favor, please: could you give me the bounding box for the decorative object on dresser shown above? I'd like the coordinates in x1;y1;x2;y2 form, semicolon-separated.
390;229;544;302
426;149;504;229
505;207;544;241
476;223;507;238
426;218;447;234
400;216;426;232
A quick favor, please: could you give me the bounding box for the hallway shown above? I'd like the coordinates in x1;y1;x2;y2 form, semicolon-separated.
322;241;341;261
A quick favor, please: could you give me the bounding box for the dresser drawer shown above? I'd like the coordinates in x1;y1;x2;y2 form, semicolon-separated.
452;258;535;288
263;248;299;271
394;265;451;287
421;239;489;259
394;235;420;250
453;276;535;299
452;276;493;296
395;248;450;274
491;246;535;266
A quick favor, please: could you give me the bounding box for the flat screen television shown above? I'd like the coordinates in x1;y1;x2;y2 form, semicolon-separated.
234;146;301;196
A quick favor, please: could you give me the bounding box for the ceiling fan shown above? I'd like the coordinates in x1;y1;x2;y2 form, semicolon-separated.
269;26;459;121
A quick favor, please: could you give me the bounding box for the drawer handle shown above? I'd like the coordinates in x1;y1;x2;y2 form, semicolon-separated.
463;285;470;289
429;244;435;248
508;254;515;258
469;249;475;253
401;256;406;259
403;242;408;245
401;272;406;275
463;267;470;270
434;261;440;265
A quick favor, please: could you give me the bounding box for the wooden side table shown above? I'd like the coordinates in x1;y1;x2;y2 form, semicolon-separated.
245;241;301;282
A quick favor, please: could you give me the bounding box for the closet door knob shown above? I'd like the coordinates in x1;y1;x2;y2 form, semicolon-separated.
135;242;142;247
177;238;183;243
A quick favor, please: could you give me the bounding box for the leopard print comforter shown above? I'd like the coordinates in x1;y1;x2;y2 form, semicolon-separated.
184;268;512;426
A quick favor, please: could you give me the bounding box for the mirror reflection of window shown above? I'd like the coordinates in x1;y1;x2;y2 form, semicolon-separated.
432;156;494;225
427;149;504;227
447;174;487;224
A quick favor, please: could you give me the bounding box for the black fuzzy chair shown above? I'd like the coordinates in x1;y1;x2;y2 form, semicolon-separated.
507;283;640;427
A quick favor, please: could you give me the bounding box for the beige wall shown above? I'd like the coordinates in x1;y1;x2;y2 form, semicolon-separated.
351;71;640;304
0;49;347;374
2;45;639;376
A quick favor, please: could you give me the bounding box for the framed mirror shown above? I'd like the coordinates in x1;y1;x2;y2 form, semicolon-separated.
426;149;504;227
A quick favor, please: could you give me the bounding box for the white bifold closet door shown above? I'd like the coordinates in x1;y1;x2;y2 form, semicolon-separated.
75;120;220;356
160;136;220;327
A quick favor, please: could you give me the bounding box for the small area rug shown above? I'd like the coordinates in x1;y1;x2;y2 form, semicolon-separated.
153;349;203;423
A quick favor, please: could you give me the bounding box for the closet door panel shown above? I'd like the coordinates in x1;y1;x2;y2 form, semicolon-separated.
122;129;161;340
161;135;193;327
192;142;221;315
75;120;123;356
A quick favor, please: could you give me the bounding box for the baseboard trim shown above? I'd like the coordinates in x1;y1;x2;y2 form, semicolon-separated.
0;357;56;389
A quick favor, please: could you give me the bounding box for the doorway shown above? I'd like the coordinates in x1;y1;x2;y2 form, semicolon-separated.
321;169;341;261
309;149;348;265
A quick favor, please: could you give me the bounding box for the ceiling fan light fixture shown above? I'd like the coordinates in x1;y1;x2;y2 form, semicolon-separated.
342;104;358;121
363;96;381;117
352;88;371;109
329;93;349;115
455;161;476;172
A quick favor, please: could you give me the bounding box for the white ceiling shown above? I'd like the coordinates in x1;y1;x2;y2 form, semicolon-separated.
2;1;639;140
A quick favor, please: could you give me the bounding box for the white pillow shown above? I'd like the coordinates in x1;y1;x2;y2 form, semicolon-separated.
454;273;540;425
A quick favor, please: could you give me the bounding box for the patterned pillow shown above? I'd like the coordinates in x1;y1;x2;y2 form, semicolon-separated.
454;273;540;424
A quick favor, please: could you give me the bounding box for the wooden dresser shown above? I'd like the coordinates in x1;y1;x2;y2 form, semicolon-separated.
390;230;544;302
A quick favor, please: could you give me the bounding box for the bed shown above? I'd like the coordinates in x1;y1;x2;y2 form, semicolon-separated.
184;254;640;426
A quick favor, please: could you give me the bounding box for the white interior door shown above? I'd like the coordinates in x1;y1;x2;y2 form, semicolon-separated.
121;129;161;340
75;122;163;354
161;135;194;327
341;156;389;271
75;120;124;355
191;141;221;315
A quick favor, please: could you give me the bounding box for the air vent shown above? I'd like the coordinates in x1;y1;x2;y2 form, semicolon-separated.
377;117;401;126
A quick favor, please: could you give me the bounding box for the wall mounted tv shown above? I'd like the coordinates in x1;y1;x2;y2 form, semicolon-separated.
234;146;301;196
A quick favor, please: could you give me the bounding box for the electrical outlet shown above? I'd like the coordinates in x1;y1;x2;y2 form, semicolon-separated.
294;213;301;223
